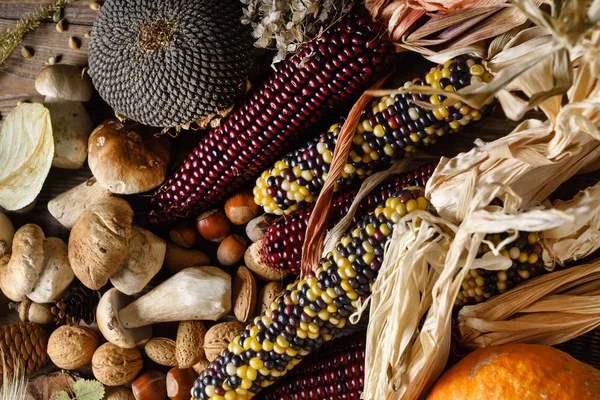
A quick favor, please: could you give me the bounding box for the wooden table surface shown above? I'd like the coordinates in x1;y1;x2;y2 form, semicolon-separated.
1;0;600;377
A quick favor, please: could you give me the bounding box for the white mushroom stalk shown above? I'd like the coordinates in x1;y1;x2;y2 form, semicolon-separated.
97;267;231;348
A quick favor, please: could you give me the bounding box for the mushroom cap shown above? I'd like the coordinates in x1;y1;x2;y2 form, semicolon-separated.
68;197;133;290
96;288;152;349
88;119;170;194
35;65;92;102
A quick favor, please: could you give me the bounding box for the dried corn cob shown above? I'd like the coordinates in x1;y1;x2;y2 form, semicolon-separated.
149;10;394;223
251;162;437;274
254;56;495;215
191;187;429;399
456;231;547;305
256;332;366;400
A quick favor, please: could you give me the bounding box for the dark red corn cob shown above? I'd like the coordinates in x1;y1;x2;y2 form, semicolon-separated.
255;332;366;400
149;10;394;223
248;162;437;274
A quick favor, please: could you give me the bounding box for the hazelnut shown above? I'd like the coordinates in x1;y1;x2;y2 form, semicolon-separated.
224;191;260;225
105;386;135;400
169;224;197;248
132;371;167;400
166;368;198;400
48;325;98;370
196;209;230;242
204;322;244;362
217;234;247;266
92;343;143;386
246;215;273;242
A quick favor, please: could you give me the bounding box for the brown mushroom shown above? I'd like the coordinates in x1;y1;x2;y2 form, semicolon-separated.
87;119;170;194
68;197;133;290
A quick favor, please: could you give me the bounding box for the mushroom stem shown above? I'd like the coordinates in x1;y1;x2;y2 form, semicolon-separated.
118;267;231;328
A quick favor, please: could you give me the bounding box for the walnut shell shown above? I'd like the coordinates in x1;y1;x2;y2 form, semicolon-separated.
203;322;244;362
232;266;257;322
92;343;142;386
176;321;207;368
192;358;210;375
144;337;177;367
47;325;98;370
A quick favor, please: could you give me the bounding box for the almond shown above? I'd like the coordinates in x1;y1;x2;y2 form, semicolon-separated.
175;321;207;368
232;266;257;322
244;243;290;281
258;281;283;315
144;337;177;367
203;322;244;362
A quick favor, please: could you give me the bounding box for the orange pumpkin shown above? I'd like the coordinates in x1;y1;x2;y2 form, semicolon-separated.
428;344;600;400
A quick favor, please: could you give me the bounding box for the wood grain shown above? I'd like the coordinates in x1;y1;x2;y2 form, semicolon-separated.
0;0;99;25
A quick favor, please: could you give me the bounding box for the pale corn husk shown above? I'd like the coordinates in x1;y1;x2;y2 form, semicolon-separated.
354;187;579;399
542;181;600;265
371;1;600;121
426;58;600;225
458;258;600;349
355;11;600;396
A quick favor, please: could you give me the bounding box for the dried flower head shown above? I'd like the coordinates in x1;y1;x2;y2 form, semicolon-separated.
241;0;351;64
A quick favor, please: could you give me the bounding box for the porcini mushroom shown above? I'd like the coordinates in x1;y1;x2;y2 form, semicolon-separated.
48;177;112;229
0;212;14;256
110;227;166;295
68;197;133;290
35;65;92;102
28;237;74;303
96;288;152;349
43;97;93;169
87;119;170;194
0;224;45;301
97;267;231;347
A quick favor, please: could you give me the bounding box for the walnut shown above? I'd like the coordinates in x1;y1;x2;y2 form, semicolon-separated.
92;343;143;386
47;325;98;370
203;322;244;362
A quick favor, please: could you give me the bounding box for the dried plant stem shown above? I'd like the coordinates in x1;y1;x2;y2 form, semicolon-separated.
0;0;70;69
0;353;27;400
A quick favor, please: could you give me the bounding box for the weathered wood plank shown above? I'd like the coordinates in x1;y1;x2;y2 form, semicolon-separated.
0;0;99;25
0;18;92;125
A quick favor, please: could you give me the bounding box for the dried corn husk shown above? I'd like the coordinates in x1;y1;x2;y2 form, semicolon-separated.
459;258;600;349
542;181;600;265
426;54;600;224
371;1;600;121
353;6;600;396
354;190;580;399
366;0;535;57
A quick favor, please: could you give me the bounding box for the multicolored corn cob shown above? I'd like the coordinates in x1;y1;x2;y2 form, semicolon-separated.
191;187;429;399
254;56;495;215
456;231;548;305
256;332;366;400
148;10;394;223
250;162;437;274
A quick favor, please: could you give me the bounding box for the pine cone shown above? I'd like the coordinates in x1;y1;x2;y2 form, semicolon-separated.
0;322;49;385
51;285;101;326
